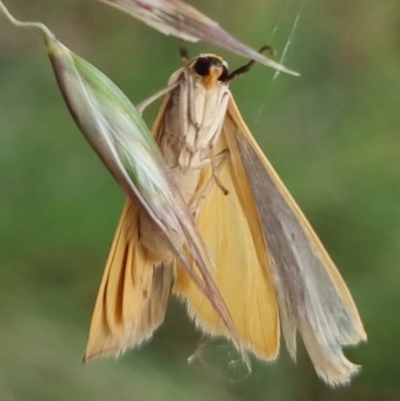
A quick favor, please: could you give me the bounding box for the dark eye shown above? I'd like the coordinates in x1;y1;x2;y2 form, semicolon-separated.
194;57;211;76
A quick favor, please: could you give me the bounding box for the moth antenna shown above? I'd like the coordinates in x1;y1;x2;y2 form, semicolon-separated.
179;40;190;67
227;45;275;82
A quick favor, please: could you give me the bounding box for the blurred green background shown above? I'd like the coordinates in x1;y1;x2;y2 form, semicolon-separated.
1;0;399;400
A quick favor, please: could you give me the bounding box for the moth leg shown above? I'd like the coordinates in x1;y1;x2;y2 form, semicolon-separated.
189;149;229;217
189;195;206;221
210;146;229;196
136;82;179;115
227;45;274;82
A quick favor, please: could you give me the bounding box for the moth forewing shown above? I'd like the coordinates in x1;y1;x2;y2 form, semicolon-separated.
225;99;366;385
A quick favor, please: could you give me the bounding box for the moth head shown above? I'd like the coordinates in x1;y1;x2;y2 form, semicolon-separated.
190;54;229;87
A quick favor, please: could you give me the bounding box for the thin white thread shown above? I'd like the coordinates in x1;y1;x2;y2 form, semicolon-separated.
253;0;304;126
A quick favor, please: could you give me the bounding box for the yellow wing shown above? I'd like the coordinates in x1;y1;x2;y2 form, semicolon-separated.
84;200;172;361
85;82;183;362
173;103;280;361
225;98;366;385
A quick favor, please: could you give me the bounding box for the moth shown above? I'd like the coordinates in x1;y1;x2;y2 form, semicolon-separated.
85;50;366;386
0;0;364;387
